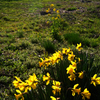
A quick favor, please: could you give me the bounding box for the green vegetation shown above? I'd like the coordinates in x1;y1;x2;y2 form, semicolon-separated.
64;33;82;44
67;7;77;11
42;40;56;53
0;0;100;99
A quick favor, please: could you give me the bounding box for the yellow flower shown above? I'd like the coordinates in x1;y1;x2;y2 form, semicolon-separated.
13;76;23;88
13;80;19;88
67;48;71;54
62;48;68;55
39;58;51;68
56;10;59;13
43;72;51;85
68;73;76;81
68;51;75;62
50;4;54;7
48;13;51;16
78;71;84;79
24;86;31;93
18;82;27;91
39;58;44;67
71;84;81;96
14;90;24;100
66;64;76;75
26;73;38;89
53;8;56;11
71;61;77;68
76;43;82;51
57;14;60;18
52;80;61;95
46;21;49;24
55;17;58;20
52;17;55;20
51;51;63;65
46;10;49;13
81;88;91;100
91;74;100;86
39;50;63;68
48;8;50;11
50;96;56;100
78;57;81;63
62;48;71;55
15;76;22;82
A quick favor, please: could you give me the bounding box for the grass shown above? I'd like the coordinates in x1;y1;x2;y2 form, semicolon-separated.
0;0;100;99
64;32;82;44
42;40;56;53
67;7;77;11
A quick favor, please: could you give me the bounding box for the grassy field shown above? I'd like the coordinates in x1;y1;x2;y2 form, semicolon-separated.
0;0;100;99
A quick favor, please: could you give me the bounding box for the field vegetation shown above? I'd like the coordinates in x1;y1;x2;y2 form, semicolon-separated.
0;0;100;99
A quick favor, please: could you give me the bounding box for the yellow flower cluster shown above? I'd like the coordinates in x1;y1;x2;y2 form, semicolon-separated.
50;96;56;100
39;51;63;69
43;72;51;85
65;44;83;81
52;80;61;95
39;43;92;100
45;3;60;22
13;73;38;100
46;8;50;13
43;72;61;99
76;43;82;51
81;88;91;100
71;84;91;100
39;43;83;81
91;74;100;86
13;43;100;100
